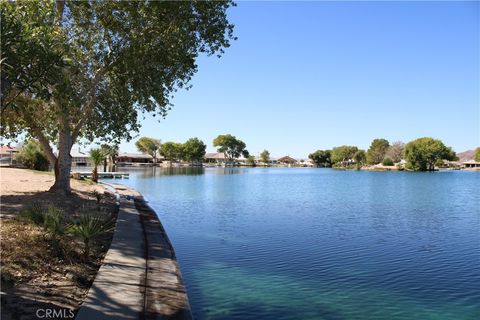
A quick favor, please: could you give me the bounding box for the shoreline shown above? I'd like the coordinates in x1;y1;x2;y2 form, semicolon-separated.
76;182;192;319
0;168;191;319
134;194;192;319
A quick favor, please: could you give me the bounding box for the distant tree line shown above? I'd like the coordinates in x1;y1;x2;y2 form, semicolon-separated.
12;135;472;173
309;137;458;171
135;136;207;164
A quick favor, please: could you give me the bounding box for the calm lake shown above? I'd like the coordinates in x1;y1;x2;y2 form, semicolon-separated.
110;167;479;320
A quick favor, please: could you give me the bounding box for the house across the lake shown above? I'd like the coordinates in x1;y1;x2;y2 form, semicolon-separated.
298;158;315;167
116;152;154;165
277;155;298;165
0;146;18;165
462;160;480;169
204;152;226;164
71;149;92;167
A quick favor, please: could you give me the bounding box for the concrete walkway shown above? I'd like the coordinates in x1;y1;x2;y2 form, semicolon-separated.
76;184;191;320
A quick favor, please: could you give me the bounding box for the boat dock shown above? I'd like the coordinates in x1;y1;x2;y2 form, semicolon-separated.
71;172;129;179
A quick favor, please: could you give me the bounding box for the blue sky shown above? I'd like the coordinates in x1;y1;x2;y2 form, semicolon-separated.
119;1;479;158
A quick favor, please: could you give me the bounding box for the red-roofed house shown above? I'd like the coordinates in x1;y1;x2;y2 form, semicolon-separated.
0;146;18;165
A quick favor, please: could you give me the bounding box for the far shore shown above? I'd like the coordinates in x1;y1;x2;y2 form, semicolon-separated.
66;162;480;172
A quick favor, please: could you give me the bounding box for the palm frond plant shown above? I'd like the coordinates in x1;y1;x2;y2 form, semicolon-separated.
89;148;104;183
100;144;119;167
67;214;116;259
20;202;46;225
43;205;64;236
20;203;64;236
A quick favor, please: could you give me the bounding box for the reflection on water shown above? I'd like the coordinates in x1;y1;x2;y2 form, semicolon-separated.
133;166;206;178
73;165;207;177
74;165;254;177
105;168;480;320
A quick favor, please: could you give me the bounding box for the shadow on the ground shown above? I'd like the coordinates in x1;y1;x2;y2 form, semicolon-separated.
1;281;82;320
1;186;118;320
0;188;112;219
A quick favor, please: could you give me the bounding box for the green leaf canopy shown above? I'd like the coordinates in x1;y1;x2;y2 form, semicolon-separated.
1;1;236;193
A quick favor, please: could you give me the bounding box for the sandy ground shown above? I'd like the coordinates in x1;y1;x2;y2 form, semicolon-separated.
0;168;105;218
0;167;105;195
1;167;56;195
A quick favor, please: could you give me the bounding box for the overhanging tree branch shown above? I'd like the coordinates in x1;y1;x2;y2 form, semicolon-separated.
72;65;111;141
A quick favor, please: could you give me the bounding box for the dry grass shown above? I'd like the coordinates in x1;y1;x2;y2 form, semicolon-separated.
1;206;117;319
0;217;110;287
1;220;54;284
0;168;118;319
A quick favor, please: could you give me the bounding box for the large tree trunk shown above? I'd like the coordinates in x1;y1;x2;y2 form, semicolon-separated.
49;129;73;194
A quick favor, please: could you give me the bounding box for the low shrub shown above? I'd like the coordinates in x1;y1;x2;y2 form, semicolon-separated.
67;214;116;258
382;157;394;166
14;139;50;171
21;203;64;236
44;205;64;235
435;159;446;168
20;203;46;225
332;163;356;170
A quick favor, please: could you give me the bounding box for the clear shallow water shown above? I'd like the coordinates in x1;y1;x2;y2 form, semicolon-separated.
109;167;480;320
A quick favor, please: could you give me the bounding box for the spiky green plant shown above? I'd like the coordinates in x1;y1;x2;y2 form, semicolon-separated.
20;203;64;236
67;214;115;258
20;202;46;225
43;205;64;235
89;148;104;183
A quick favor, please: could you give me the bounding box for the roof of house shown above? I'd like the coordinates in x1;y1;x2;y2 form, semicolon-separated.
205;152;225;159
70;149;90;158
52;149;90;158
462;160;480;165
0;146;18;154
277;155;297;163
116;152;153;159
252;156;277;161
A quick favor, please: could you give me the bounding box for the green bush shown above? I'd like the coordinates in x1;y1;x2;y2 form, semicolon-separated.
435;159;445;168
332;163;356;170
382;157;394;166
20;203;46;225
20;203;64;236
67;214;116;258
44;205;64;235
15;139;50;171
246;155;256;166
